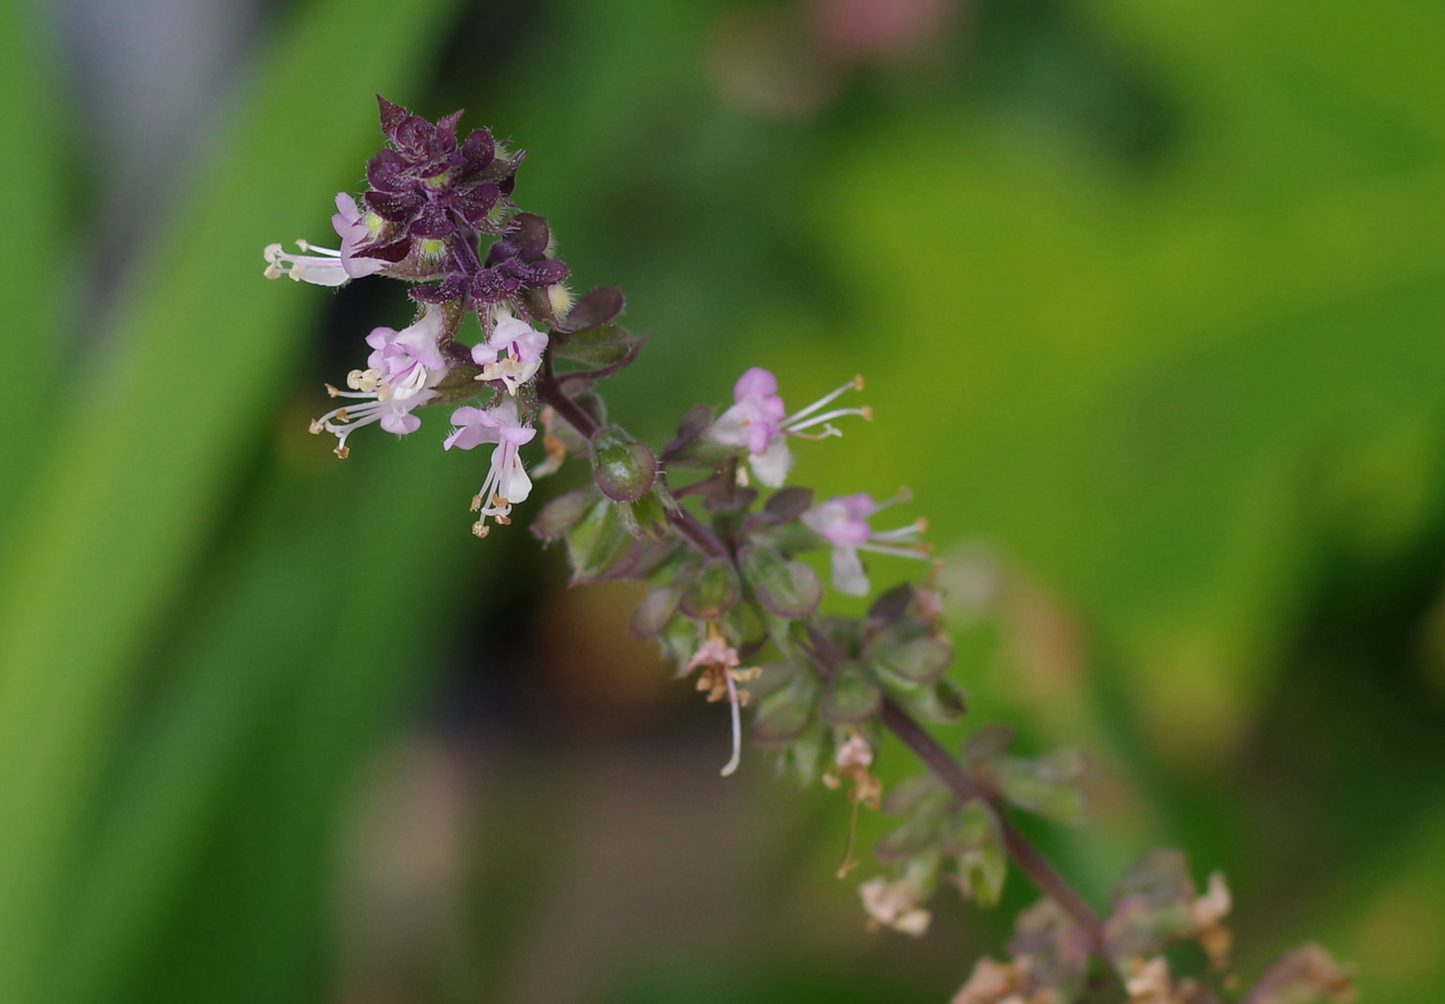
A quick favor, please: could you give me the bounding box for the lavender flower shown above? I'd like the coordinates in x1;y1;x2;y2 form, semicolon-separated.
471;308;549;394
709;367;870;487
444;396;537;536
801;492;929;596
309;305;452;457
263;194;390;286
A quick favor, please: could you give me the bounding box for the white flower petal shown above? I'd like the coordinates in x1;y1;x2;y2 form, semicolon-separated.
830;545;869;597
749;437;793;488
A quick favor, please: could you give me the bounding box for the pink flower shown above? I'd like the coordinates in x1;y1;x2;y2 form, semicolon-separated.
366;305;449;400
444;396;537;536
709;368;870;487
470;309;549;395
801;492;928;596
263;193;388;286
330;194;390;279
308;305;452;457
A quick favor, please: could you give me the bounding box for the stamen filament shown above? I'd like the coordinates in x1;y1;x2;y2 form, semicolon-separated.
871;520;927;542
787;425;843;441
720;668;743;777
786;407;871;432
782;375;865;426
857;541;931;560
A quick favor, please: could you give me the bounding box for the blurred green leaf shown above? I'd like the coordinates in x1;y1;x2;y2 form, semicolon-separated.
0;0;462;998
0;0;67;541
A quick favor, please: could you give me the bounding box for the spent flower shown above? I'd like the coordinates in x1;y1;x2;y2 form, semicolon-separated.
859;875;933;936
686;623;762;777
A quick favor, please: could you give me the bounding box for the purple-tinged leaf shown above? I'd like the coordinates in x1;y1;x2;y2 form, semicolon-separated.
869;635;953;684
751;673;820;745
761;487;814;524
552;323;642;367
962;723;1015;764
663;404;715;459
565;496;635;583
531;487;599;541
867;583;915;627
631;582;685;638
559;286;625;333
1243;945;1355;1004
949;800;1006;907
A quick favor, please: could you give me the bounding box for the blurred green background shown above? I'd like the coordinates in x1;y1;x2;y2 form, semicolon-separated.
1;0;1442;1001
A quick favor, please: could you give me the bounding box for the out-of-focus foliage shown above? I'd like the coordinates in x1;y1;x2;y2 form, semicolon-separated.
0;0;1440;1002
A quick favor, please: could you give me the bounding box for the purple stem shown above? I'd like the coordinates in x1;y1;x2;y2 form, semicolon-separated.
878;700;1110;958
536;346;1109;960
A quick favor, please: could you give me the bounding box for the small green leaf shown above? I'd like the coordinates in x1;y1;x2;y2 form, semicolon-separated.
990;750;1086;825
630;582;684;638
818;662;882;724
777;719;826;787
565;496;635;583
868;635;953;684
948;800;1006;907
531;487;600;541
751;672;820;745
623;488;670;539
552;323;641;366
740;544;822;619
875;815;942;863
678;559;741;619
882;775;947;816
962;723;1016;764
876;672;967;724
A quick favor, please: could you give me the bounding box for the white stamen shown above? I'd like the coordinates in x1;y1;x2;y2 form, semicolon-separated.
783;424;843;442
786;407;871;433
857;541;930;560
782;375;865;426
720;667;743;777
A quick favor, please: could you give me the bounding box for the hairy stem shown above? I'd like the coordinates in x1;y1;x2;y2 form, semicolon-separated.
536;355;601;440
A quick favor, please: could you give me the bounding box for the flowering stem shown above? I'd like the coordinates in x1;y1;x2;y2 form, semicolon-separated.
536;353;733;563
877;699;1111;959
538;343;1107;958
536;354;601;440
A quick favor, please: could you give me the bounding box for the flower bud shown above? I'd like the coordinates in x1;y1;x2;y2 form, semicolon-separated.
590;425;657;502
